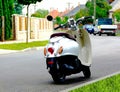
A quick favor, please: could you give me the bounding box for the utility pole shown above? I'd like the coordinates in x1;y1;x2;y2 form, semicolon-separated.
67;2;72;10
26;5;30;43
93;0;96;25
34;4;36;12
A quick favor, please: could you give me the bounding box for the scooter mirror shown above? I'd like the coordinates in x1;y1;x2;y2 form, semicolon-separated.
47;15;53;21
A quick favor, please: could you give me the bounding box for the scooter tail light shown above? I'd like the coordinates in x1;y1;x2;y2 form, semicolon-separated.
58;46;63;54
48;47;54;54
44;48;47;56
48;61;54;64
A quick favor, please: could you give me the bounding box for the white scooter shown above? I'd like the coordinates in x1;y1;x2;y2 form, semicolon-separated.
44;15;92;83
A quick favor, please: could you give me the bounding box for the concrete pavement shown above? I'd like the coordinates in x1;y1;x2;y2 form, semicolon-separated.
0;47;44;55
0;49;19;55
0;40;45;55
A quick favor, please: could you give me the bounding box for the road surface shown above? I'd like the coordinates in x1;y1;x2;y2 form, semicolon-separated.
0;36;120;92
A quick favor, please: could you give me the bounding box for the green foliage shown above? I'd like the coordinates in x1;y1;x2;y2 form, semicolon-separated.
3;0;11;40
70;74;120;92
0;0;14;40
74;8;93;24
9;0;14;15
83;18;93;25
86;1;94;16
17;0;42;5
62;16;69;24
86;0;112;18
55;16;68;25
14;1;23;14
74;8;89;20
0;0;3;40
55;16;61;25
113;9;120;22
31;9;49;18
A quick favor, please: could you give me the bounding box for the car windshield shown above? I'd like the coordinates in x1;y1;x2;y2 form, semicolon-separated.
84;24;93;28
98;18;112;25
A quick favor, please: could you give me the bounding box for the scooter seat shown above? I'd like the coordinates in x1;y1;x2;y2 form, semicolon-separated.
50;33;76;41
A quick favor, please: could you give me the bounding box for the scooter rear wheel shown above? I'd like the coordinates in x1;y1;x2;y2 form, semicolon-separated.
49;67;66;83
82;66;91;78
51;73;66;83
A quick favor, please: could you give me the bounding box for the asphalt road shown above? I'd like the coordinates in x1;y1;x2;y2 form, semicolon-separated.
0;36;120;92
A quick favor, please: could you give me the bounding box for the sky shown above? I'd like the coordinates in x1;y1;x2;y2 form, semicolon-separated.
22;0;88;15
36;0;88;11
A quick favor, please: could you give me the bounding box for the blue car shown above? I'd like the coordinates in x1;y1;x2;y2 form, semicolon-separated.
83;24;94;34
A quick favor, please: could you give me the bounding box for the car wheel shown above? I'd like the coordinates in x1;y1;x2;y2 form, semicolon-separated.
112;33;116;36
99;33;101;36
93;33;96;35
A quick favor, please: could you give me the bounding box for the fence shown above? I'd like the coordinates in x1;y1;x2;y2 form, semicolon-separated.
12;14;53;41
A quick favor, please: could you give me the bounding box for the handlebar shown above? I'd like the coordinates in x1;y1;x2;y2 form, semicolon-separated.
54;25;62;30
47;15;93;30
54;24;67;30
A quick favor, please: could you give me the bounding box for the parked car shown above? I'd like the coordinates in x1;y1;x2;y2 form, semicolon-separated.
83;24;94;34
95;18;117;36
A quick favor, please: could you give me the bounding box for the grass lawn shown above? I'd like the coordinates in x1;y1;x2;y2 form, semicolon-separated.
116;33;120;36
0;41;48;50
116;30;120;36
70;74;120;92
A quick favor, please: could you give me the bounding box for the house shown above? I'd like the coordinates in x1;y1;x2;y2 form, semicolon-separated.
49;3;86;18
49;8;60;18
107;0;115;3
63;4;85;17
49;8;73;18
109;0;120;18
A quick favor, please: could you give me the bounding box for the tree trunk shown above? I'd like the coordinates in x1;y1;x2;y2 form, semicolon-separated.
1;16;5;41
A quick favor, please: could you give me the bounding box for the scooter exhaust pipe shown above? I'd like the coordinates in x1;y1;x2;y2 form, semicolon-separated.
63;64;74;70
62;64;74;75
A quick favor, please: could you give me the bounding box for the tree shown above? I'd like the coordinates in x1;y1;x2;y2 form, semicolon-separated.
86;0;112;19
17;0;42;43
0;0;3;40
113;9;120;22
0;0;14;40
31;9;49;18
74;8;89;20
3;0;11;40
17;0;42;5
14;1;23;14
55;16;68;25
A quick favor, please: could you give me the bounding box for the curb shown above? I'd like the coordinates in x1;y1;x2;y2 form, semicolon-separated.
60;71;120;92
21;47;44;52
0;50;19;55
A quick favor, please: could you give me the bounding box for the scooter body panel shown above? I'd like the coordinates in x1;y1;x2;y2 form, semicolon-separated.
66;29;92;66
45;36;80;58
44;15;92;83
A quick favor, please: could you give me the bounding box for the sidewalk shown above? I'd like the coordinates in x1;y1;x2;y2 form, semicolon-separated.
0;49;19;55
0;47;44;55
0;40;45;55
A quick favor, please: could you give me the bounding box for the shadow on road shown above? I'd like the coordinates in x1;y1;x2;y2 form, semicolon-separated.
50;76;91;85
